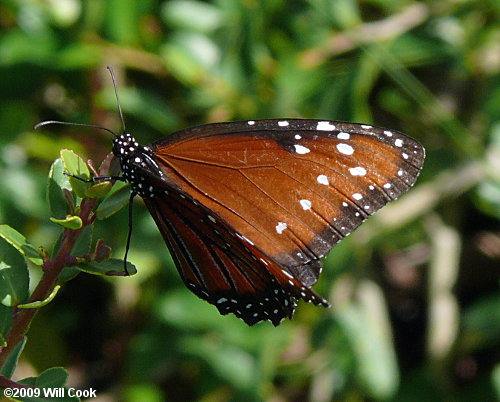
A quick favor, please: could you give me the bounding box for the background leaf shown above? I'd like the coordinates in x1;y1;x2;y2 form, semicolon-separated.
0;336;26;378
76;258;137;276
0;225;41;265
47;158;71;219
0;236;29;307
96;182;131;219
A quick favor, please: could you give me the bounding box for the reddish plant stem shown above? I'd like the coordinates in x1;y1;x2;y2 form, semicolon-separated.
0;198;97;372
0;374;31;389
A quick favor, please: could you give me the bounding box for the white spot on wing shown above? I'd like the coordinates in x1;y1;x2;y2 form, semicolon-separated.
294;144;310;154
276;222;287;234
317;174;329;185
349;166;367;176
295;134;302;140
241;235;254;245
402;152;409;159
352;193;363;200
337;143;354;155
383;183;392;189
300;199;312;210
384;130;393;137
361;124;372;129
248;120;255;125
317;121;336;131
278;121;289;127
395;139;403;147
337;132;350;140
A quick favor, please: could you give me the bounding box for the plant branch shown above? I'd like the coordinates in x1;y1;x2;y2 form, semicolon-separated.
0;374;31;389
0;198;97;372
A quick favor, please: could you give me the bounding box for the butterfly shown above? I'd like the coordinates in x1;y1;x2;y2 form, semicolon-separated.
37;68;425;326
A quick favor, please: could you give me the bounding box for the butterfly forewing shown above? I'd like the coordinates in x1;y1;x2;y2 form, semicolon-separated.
151;120;424;280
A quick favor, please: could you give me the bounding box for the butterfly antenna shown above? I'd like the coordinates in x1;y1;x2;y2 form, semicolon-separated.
106;66;127;133
34;120;118;137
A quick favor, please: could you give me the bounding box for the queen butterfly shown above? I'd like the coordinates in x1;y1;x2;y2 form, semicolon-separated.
37;68;425;326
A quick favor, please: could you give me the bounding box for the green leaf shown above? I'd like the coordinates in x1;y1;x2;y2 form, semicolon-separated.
0;305;12;344
20;367;67;388
161;32;218;85
60;149;90;198
1;336;26;378
493;364;500;401
0;237;29;307
0;224;42;265
156;289;225;330
58;267;80;283
18;286;61;309
85;181;113;198
76;258;137;276
104;0;141;45
181;336;256;390
71;225;93;257
18;367;79;402
335;295;399;399
100;87;180;132
50;215;83;230
463;294;500;348
123;384;164;402
162;1;222;33
50;230;63;259
0;262;28;307
47;158;70;219
96;182;131;220
57;43;101;69
50;157;72;190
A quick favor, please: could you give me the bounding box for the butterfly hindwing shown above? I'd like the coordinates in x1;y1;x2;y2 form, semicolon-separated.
143;187;328;326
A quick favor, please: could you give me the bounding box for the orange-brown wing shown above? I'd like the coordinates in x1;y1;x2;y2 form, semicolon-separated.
151;119;424;287
143;187;328;326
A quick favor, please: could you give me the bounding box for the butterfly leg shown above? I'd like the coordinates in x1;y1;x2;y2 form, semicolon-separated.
64;172;125;183
123;193;136;276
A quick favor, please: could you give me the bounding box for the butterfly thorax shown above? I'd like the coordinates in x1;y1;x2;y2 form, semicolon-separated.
113;133;164;198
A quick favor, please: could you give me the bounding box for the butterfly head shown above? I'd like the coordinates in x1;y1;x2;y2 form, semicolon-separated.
112;133;141;159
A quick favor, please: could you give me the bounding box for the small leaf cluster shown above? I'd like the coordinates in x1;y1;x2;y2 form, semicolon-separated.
0;149;133;398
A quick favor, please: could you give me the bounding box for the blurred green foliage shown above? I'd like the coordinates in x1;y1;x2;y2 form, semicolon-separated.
0;0;499;401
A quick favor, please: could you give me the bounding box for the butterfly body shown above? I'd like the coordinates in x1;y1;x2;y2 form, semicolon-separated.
109;119;424;326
